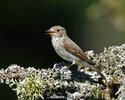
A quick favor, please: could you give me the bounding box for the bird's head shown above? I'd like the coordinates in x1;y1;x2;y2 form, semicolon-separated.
46;26;67;37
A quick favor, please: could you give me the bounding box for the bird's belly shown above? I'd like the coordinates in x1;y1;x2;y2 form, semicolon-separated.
56;48;80;62
52;38;80;63
56;48;89;66
54;44;80;63
57;48;77;61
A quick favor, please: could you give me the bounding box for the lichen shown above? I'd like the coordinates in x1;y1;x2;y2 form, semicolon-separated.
0;44;125;100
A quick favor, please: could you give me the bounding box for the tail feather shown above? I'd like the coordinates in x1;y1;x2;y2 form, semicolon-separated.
89;65;106;80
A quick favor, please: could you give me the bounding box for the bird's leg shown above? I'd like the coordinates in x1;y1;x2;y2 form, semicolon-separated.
68;61;75;68
77;65;83;72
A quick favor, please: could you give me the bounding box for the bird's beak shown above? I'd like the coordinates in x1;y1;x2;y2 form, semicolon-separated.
45;30;55;35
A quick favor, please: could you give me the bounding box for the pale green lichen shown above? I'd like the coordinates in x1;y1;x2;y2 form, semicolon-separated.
0;44;125;100
12;74;47;100
91;88;104;99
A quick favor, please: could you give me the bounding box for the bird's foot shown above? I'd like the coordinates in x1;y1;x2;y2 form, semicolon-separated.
68;61;76;68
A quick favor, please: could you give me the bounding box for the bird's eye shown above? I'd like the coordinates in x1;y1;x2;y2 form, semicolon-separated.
57;29;60;32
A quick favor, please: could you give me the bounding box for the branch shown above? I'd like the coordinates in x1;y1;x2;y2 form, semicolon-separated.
0;44;125;100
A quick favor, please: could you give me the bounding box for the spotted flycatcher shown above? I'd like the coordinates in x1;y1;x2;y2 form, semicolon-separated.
46;25;106;80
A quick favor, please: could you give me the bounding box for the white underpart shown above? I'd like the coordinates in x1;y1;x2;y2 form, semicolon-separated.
51;36;89;66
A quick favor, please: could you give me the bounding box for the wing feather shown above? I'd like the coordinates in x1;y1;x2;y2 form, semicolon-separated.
62;35;106;80
63;35;92;64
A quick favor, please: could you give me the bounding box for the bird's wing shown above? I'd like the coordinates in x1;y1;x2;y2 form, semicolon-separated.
63;35;106;80
62;35;92;64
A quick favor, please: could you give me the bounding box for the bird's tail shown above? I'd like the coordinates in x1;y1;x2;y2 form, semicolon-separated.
89;65;106;80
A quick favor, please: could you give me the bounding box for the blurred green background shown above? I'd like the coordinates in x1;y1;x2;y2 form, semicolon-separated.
0;0;125;99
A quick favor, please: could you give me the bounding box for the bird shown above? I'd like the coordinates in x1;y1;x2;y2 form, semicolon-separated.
46;25;106;80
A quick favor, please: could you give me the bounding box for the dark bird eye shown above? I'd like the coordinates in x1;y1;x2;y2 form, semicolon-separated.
57;29;60;32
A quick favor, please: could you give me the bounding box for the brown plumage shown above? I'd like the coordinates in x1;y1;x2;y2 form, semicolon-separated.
63;35;92;64
46;25;106;80
63;35;106;80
